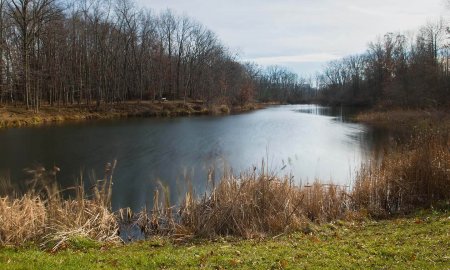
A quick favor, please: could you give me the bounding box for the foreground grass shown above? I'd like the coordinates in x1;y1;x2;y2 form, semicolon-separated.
0;210;448;270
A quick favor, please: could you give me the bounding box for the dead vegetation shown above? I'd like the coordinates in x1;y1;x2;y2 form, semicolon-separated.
176;171;348;238
355;109;450;130
353;127;450;217
131;126;449;239
1;126;448;247
0;101;205;128
0;101;265;129
0;162;120;249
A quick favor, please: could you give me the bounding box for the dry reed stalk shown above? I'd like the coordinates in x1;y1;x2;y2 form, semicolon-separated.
353;128;450;216
0;162;121;249
175;172;348;238
0;195;46;245
1;127;448;245
138;128;448;238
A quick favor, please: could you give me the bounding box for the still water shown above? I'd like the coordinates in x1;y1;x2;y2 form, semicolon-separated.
0;105;386;210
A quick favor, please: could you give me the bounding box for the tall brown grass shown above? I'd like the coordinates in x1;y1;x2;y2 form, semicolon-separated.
353;128;449;216
1;127;448;245
177;175;349;238
138;127;448;238
136;162;351;239
0;195;46;245
0;162;120;249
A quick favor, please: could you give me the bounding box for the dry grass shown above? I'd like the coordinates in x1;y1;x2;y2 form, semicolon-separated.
178;175;349;238
353;128;450;217
0;195;46;245
1;123;448;245
136;163;350;239
135;127;449;239
0;162;120;249
355;109;450;130
0;100;265;128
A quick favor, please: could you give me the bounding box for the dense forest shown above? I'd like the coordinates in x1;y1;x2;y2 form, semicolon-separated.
0;0;311;112
0;0;448;112
316;19;450;108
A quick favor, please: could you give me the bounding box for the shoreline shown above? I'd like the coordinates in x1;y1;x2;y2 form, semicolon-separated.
4;102;446;130
355;108;449;126
0;101;271;129
0;105;448;268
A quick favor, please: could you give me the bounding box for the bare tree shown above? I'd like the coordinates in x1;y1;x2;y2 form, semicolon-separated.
8;0;61;111
0;0;6;104
0;0;313;109
175;15;191;102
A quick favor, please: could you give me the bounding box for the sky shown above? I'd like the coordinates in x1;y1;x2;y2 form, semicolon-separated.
136;0;448;77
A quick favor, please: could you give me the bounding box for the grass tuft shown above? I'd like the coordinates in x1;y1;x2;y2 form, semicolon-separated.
0;162;120;250
353;127;450;217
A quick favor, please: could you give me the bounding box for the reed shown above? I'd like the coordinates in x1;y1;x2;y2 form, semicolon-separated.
352;127;450;216
137;127;448;238
0;162;120;249
0;194;46;245
140;162;351;239
0;126;448;245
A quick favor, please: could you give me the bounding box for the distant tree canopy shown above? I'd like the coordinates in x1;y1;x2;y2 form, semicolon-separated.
316;19;450;108
254;65;316;104
1;0;447;111
0;0;311;112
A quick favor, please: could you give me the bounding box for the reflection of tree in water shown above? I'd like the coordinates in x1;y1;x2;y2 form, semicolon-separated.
295;105;364;122
0;105;402;214
295;105;416;164
356;124;413;164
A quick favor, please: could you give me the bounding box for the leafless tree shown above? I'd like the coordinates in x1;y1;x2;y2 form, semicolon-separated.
8;0;61;111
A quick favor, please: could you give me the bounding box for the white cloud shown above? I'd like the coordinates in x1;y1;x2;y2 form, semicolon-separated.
136;0;446;75
249;53;342;64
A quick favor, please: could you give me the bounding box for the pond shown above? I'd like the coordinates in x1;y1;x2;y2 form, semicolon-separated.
0;105;388;211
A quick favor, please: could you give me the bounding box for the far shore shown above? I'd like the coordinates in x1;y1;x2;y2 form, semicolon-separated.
2;102;448;130
0;101;271;129
354;108;450;130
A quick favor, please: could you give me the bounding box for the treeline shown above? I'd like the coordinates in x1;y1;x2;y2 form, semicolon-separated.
0;0;257;111
0;0;310;112
317;20;450;108
255;65;316;104
7;0;443;112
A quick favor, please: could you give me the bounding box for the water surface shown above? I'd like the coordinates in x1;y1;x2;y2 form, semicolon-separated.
0;105;385;210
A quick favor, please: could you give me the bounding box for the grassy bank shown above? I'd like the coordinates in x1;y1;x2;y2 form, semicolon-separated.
355;109;450;130
0;101;265;129
0;210;448;269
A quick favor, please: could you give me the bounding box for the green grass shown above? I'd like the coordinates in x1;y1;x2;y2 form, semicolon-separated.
0;211;448;269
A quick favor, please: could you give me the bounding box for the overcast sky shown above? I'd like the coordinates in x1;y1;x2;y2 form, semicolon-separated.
136;0;448;76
